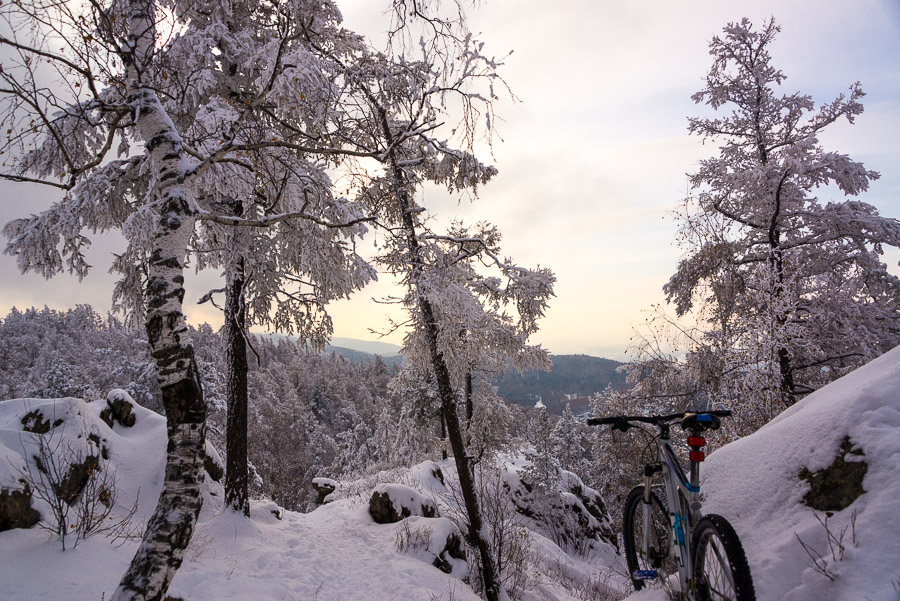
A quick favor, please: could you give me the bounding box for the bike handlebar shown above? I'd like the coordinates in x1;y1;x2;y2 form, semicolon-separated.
586;409;732;429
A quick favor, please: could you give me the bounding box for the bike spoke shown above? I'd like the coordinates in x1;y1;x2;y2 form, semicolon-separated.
700;535;736;599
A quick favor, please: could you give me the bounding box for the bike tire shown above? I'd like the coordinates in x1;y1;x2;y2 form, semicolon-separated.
623;485;677;591
692;514;756;601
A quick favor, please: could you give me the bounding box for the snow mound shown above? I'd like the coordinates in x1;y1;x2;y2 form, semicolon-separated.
699;346;900;601
395;515;468;578
0;393;225;600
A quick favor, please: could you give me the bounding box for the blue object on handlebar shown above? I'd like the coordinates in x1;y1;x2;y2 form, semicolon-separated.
633;569;658;580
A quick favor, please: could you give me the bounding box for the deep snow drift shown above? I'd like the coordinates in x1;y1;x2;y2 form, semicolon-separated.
2;346;899;601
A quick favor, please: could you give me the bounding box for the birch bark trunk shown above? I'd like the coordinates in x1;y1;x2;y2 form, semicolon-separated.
112;2;207;599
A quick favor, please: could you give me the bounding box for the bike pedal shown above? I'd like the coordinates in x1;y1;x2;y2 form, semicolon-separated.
633;570;658;581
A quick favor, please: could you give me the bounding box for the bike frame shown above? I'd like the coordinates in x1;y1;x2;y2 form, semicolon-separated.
640;426;703;598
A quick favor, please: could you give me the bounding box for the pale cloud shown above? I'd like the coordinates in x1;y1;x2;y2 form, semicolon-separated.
2;0;898;358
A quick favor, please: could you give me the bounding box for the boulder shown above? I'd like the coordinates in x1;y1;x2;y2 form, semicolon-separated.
21;409;62;434
312;477;337;505
432;531;466;574
395;516;468;578
799;436;867;512
51;454;101;505
100;390;137;428
0;484;41;532
504;469;617;552
369;483;438;524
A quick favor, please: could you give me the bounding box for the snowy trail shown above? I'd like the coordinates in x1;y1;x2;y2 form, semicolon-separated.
167;499;479;601
0;397;479;601
0;496;479;601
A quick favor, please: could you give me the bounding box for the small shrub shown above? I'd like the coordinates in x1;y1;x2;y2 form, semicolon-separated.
794;510;859;582
394;519;432;554
18;425;136;550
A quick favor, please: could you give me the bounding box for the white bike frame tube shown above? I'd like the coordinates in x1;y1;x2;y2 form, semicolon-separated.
650;435;702;598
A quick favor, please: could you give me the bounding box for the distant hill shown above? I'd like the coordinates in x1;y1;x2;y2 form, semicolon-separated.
493;354;628;414
328;337;401;356
324;345;403;368
324;337;402;368
257;333;402;363
261;334;627;412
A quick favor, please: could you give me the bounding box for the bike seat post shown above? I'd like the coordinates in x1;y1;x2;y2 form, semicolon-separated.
687;432;706;494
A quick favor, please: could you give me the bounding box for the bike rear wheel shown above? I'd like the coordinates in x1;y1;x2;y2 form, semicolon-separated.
623;485;676;591
692;514;755;601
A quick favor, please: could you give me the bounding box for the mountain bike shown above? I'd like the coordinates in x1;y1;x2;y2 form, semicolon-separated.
587;410;755;601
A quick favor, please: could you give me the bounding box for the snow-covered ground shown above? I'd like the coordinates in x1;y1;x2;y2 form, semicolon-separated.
0;392;622;601
699;346;900;601
2;346;899;601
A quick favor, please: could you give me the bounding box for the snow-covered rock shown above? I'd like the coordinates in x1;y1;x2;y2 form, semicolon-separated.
394;515;468;578
369;482;439;523
312;476;337;504
99;388;138;428
501;463;617;554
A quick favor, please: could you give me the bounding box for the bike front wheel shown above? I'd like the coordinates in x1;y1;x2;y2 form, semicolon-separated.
623;485;677;591
691;514;756;601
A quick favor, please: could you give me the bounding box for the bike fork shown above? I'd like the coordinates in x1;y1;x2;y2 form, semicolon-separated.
635;465;663;583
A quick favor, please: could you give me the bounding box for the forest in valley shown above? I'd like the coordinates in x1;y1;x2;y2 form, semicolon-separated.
0;304;630;511
0;2;898;600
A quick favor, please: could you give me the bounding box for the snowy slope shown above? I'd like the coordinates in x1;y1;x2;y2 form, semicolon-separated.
626;346;900;601
0;394;622;601
701;346;900;601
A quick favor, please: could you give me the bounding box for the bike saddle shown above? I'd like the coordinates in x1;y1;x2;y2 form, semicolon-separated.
681;412;721;432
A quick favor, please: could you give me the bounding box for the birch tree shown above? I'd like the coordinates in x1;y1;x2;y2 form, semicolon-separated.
1;1;209;595
0;0;373;598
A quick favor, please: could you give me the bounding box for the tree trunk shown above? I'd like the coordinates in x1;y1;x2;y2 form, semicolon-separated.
224;253;250;515
768;229;797;407
375;104;501;601
439;407;448;460
113;2;206;599
465;370;474;425
423;302;501;601
777;347;796;407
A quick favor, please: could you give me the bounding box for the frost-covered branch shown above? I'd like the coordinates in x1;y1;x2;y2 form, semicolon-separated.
654;17;900;427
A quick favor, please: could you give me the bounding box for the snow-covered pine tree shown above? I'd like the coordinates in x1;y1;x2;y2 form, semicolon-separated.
525;406;562;492
551;403;585;474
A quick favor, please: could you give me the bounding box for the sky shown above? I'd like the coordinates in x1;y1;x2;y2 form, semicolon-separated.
1;0;899;359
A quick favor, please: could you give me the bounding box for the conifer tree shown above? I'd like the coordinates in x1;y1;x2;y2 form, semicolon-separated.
551;403;584;474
